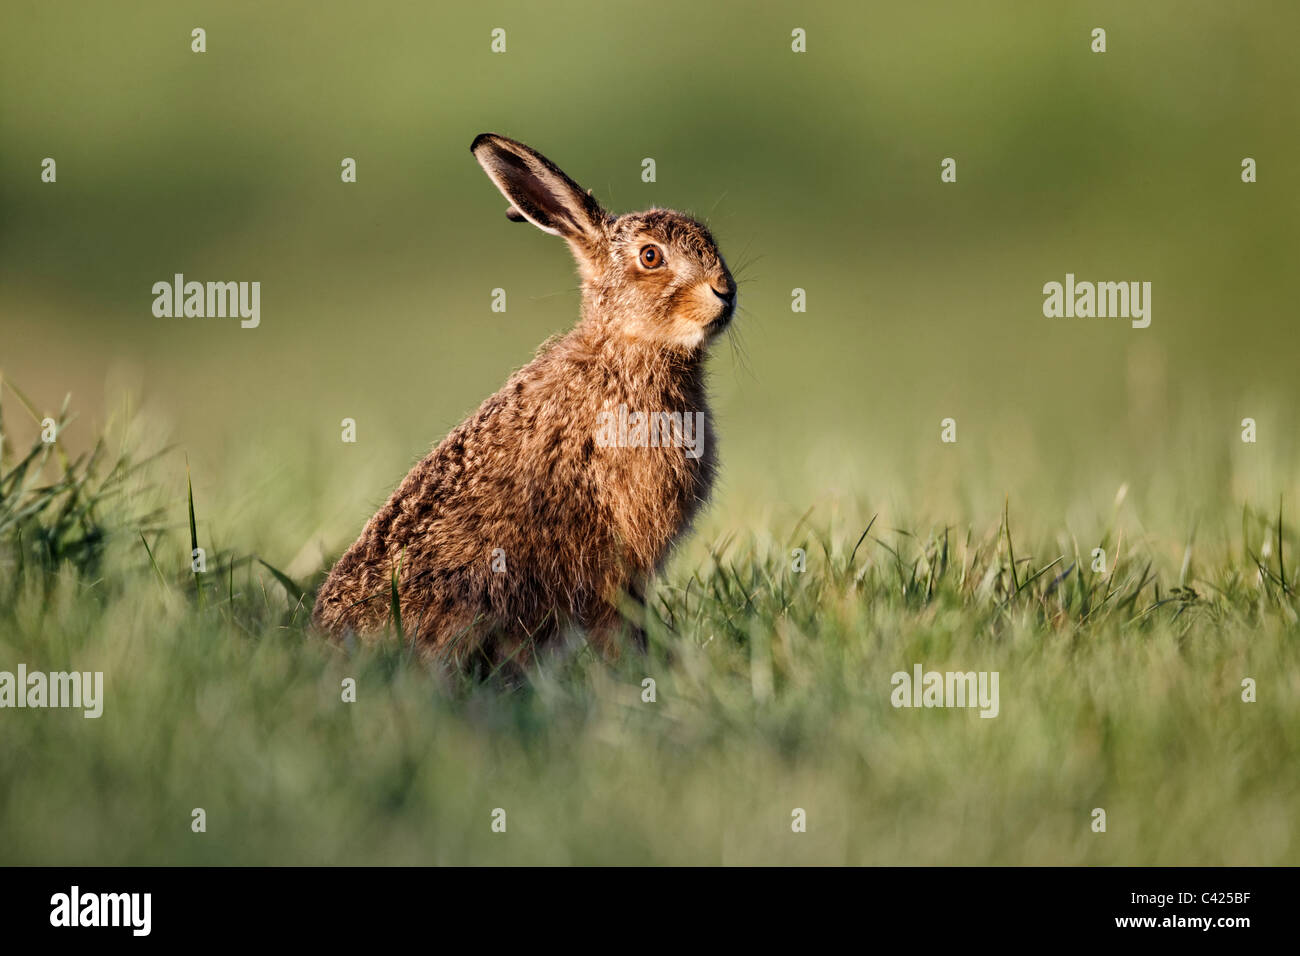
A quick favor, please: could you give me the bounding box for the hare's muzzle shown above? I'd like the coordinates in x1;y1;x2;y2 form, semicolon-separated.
708;281;737;328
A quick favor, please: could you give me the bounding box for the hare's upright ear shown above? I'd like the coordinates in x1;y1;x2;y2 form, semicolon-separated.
471;133;609;266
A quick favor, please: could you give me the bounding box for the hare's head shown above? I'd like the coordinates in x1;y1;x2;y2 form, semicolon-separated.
472;133;736;351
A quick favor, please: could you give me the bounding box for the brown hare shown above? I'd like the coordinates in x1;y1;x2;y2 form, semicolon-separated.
312;133;736;671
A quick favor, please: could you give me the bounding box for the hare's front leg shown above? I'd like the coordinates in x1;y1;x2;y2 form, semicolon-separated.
587;577;649;657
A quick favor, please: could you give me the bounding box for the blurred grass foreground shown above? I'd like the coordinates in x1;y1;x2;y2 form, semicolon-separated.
0;386;1296;865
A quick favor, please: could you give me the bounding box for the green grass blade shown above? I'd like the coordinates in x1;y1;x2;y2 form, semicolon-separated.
257;557;304;602
187;460;203;608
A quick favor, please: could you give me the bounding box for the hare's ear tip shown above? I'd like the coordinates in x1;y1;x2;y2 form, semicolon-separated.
470;132;500;153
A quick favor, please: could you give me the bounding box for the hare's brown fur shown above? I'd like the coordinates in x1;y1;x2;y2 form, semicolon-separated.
312;134;736;670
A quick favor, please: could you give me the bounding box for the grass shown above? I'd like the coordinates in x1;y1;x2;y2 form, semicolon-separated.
0;385;1297;865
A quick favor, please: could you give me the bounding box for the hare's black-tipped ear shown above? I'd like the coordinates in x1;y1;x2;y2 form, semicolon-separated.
471;133;608;249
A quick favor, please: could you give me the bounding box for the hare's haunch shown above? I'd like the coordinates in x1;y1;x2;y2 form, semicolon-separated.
312;133;737;669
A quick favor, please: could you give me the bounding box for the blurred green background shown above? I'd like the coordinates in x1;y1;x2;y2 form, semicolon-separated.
2;0;1298;563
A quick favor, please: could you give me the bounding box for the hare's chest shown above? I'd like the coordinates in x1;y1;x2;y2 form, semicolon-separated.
590;401;715;562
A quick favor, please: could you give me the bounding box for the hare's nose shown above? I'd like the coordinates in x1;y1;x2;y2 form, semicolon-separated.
711;284;736;306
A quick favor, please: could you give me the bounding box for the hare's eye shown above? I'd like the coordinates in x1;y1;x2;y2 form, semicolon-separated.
638;244;665;269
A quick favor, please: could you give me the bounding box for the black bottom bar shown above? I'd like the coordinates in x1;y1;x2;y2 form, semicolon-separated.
0;866;1284;942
